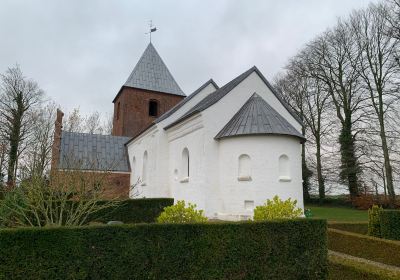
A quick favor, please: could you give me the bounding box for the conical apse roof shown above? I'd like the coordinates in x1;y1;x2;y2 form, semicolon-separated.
124;43;185;96
215;93;305;141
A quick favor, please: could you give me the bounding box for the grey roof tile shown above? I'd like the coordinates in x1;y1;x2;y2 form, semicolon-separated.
215;93;305;141
164;66;302;130
124;43;185;97
59;131;131;172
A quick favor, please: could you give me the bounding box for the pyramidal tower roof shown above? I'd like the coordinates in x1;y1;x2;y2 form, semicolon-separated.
124;43;185;96
215;93;305;141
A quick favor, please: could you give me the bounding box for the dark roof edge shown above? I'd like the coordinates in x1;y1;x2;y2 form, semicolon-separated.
112;85;187;103
252;66;303;126
163;110;200;130
155;79;219;123
215;132;306;143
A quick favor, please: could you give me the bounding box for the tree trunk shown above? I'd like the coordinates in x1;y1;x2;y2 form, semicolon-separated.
302;138;311;202
316;137;325;200
6;99;23;186
339;116;359;199
379;120;395;205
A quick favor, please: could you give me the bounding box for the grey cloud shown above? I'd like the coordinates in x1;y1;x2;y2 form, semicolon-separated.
0;0;376;116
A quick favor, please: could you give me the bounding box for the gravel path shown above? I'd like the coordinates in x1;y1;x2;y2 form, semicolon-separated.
329;250;400;272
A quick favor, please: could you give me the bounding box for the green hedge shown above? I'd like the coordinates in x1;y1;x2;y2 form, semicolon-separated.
328;254;400;280
379;210;400;240
90;198;174;223
0;219;327;280
328;222;368;235
328;228;400;267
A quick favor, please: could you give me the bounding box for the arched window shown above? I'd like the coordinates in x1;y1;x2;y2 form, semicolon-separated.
131;156;136;178
279;154;290;181
149;100;159;117
142;151;148;185
238;154;251;181
180;148;189;182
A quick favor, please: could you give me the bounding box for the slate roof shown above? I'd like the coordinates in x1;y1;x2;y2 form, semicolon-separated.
155;79;219;123
124;43;185;97
58;131;131;172
215;93;305;141
164;66;302;130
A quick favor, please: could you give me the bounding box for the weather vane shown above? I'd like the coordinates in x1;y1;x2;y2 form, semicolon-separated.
145;20;157;43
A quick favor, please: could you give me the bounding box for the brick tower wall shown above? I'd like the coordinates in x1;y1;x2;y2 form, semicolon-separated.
112;87;184;138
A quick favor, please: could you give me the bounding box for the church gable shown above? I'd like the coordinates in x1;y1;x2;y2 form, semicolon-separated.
164;66;302;131
156;79;219;124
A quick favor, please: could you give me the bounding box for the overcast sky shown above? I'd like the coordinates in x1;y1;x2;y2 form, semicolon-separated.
0;0;377;117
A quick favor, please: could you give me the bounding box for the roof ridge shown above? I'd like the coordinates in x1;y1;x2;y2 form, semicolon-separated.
62;130;130;139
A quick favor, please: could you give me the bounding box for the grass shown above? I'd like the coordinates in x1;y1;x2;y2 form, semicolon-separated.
305;205;368;222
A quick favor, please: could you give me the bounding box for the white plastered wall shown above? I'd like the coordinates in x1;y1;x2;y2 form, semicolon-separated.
127;70;304;219
217;136;303;216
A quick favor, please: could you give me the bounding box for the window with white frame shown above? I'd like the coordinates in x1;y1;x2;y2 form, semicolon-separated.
279;154;291;182
238;154;251;181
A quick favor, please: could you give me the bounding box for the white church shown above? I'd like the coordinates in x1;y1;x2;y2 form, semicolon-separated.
55;42;305;220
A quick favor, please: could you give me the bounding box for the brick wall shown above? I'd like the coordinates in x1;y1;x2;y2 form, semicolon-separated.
103;172;130;199
112;87;184;138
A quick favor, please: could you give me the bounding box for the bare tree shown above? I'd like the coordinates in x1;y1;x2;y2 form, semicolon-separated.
102;112;114;135
277;49;333;200
64;108;112;135
63;107;84;133
85;111;104;134
19;102;57;179
351;3;400;204
386;0;400;41
0;141;7;186
306;23;367;199
0;65;44;185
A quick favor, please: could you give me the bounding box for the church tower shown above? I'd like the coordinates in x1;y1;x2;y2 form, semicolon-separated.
112;43;185;138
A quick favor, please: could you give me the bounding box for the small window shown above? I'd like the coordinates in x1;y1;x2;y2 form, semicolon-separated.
180;148;189;182
149;100;159;117
238;154;251;181
142;151;148;185
279;154;291;182
116;102;121;120
244;200;254;210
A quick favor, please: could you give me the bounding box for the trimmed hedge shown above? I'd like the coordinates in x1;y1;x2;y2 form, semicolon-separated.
379;210;400;240
0;220;327;279
306;196;353;207
328;222;368;235
90;198;174;223
328;228;400;267
328;254;400;280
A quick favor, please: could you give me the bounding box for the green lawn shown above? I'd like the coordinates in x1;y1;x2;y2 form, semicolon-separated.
305;205;368;222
